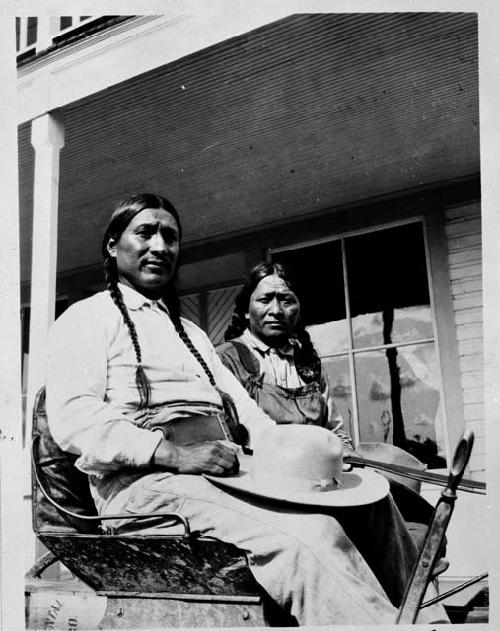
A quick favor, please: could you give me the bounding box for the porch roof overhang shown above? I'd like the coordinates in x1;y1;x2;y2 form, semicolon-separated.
18;12;479;285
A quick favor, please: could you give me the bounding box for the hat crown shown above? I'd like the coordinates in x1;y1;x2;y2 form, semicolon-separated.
251;425;343;493
204;423;390;507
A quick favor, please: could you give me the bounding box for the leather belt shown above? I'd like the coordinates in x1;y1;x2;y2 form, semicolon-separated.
151;414;232;446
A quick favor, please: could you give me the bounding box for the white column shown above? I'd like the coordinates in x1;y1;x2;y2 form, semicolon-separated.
0;17;26;630
19;16;28;50
26;113;65;448
36;16;60;54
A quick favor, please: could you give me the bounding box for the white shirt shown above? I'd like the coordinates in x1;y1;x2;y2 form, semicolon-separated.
241;328;304;388
46;284;274;475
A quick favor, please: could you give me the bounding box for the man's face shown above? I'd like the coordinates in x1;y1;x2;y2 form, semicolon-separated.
247;274;300;347
107;207;180;299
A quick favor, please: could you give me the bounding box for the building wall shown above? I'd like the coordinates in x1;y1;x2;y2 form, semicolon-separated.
444;202;484;478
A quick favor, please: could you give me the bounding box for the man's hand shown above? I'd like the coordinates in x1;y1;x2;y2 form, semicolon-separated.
152;439;239;475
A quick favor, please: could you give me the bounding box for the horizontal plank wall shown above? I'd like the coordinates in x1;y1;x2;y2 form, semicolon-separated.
444;202;484;478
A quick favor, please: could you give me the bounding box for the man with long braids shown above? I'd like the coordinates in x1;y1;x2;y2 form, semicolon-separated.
46;193;446;626
217;262;352;448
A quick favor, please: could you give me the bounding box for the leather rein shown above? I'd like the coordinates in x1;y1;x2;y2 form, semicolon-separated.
343;453;487;495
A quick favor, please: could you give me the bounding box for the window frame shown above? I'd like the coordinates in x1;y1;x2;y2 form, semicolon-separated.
268;211;465;464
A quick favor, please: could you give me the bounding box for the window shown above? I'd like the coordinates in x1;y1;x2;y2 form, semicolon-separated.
60;17;74;30
15;17;38;53
272;221;447;469
60;17;92;30
26;17;38;46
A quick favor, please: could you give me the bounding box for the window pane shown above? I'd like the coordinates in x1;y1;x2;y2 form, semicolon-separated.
27;17;37;46
272;240;349;353
307;320;349;356
60;17;73;30
322;355;354;440
354;342;446;468
346;223;433;348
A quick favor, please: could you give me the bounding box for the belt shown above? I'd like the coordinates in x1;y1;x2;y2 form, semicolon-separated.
151;414;233;446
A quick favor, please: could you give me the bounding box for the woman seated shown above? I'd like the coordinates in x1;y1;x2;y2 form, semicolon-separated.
217;261;352;448
218;260;442;554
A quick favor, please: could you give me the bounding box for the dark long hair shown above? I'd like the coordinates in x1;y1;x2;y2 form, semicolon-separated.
224;262;322;384
102;193;218;409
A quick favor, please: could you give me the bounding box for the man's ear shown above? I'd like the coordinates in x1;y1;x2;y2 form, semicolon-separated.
244;312;250;320
106;238;117;258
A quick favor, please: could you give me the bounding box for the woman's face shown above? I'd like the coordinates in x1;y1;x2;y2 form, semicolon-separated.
247;274;300;347
106;207;180;299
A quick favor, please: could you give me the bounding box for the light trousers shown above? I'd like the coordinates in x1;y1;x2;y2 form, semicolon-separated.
92;470;446;626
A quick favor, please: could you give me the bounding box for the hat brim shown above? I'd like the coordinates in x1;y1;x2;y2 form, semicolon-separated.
204;455;390;508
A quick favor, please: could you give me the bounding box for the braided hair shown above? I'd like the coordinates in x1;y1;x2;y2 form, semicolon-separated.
224;262;322;384
101;192;219;409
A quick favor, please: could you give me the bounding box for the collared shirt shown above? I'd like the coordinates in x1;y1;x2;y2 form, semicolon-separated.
46;284;274;475
239;329;352;447
241;328;303;388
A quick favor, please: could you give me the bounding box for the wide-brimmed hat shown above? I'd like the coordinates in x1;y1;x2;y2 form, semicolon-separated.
204;424;389;507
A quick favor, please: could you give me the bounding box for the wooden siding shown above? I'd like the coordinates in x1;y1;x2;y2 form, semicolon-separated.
444;202;484;477
207;286;242;347
179;293;202;328
180;285;243;347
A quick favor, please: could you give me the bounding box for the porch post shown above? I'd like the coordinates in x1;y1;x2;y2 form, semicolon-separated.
0;17;25;629
26;113;65;444
35;16;60;55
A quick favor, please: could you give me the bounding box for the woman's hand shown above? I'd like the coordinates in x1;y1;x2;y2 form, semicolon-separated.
152;439;239;475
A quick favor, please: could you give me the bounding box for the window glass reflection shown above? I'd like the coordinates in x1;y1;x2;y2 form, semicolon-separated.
273;240;348;353
322;355;353;440
307;321;350;356
271;222;446;467
346;223;433;348
354;342;446;468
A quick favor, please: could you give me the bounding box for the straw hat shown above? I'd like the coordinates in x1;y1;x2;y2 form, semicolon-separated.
204;424;389;507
